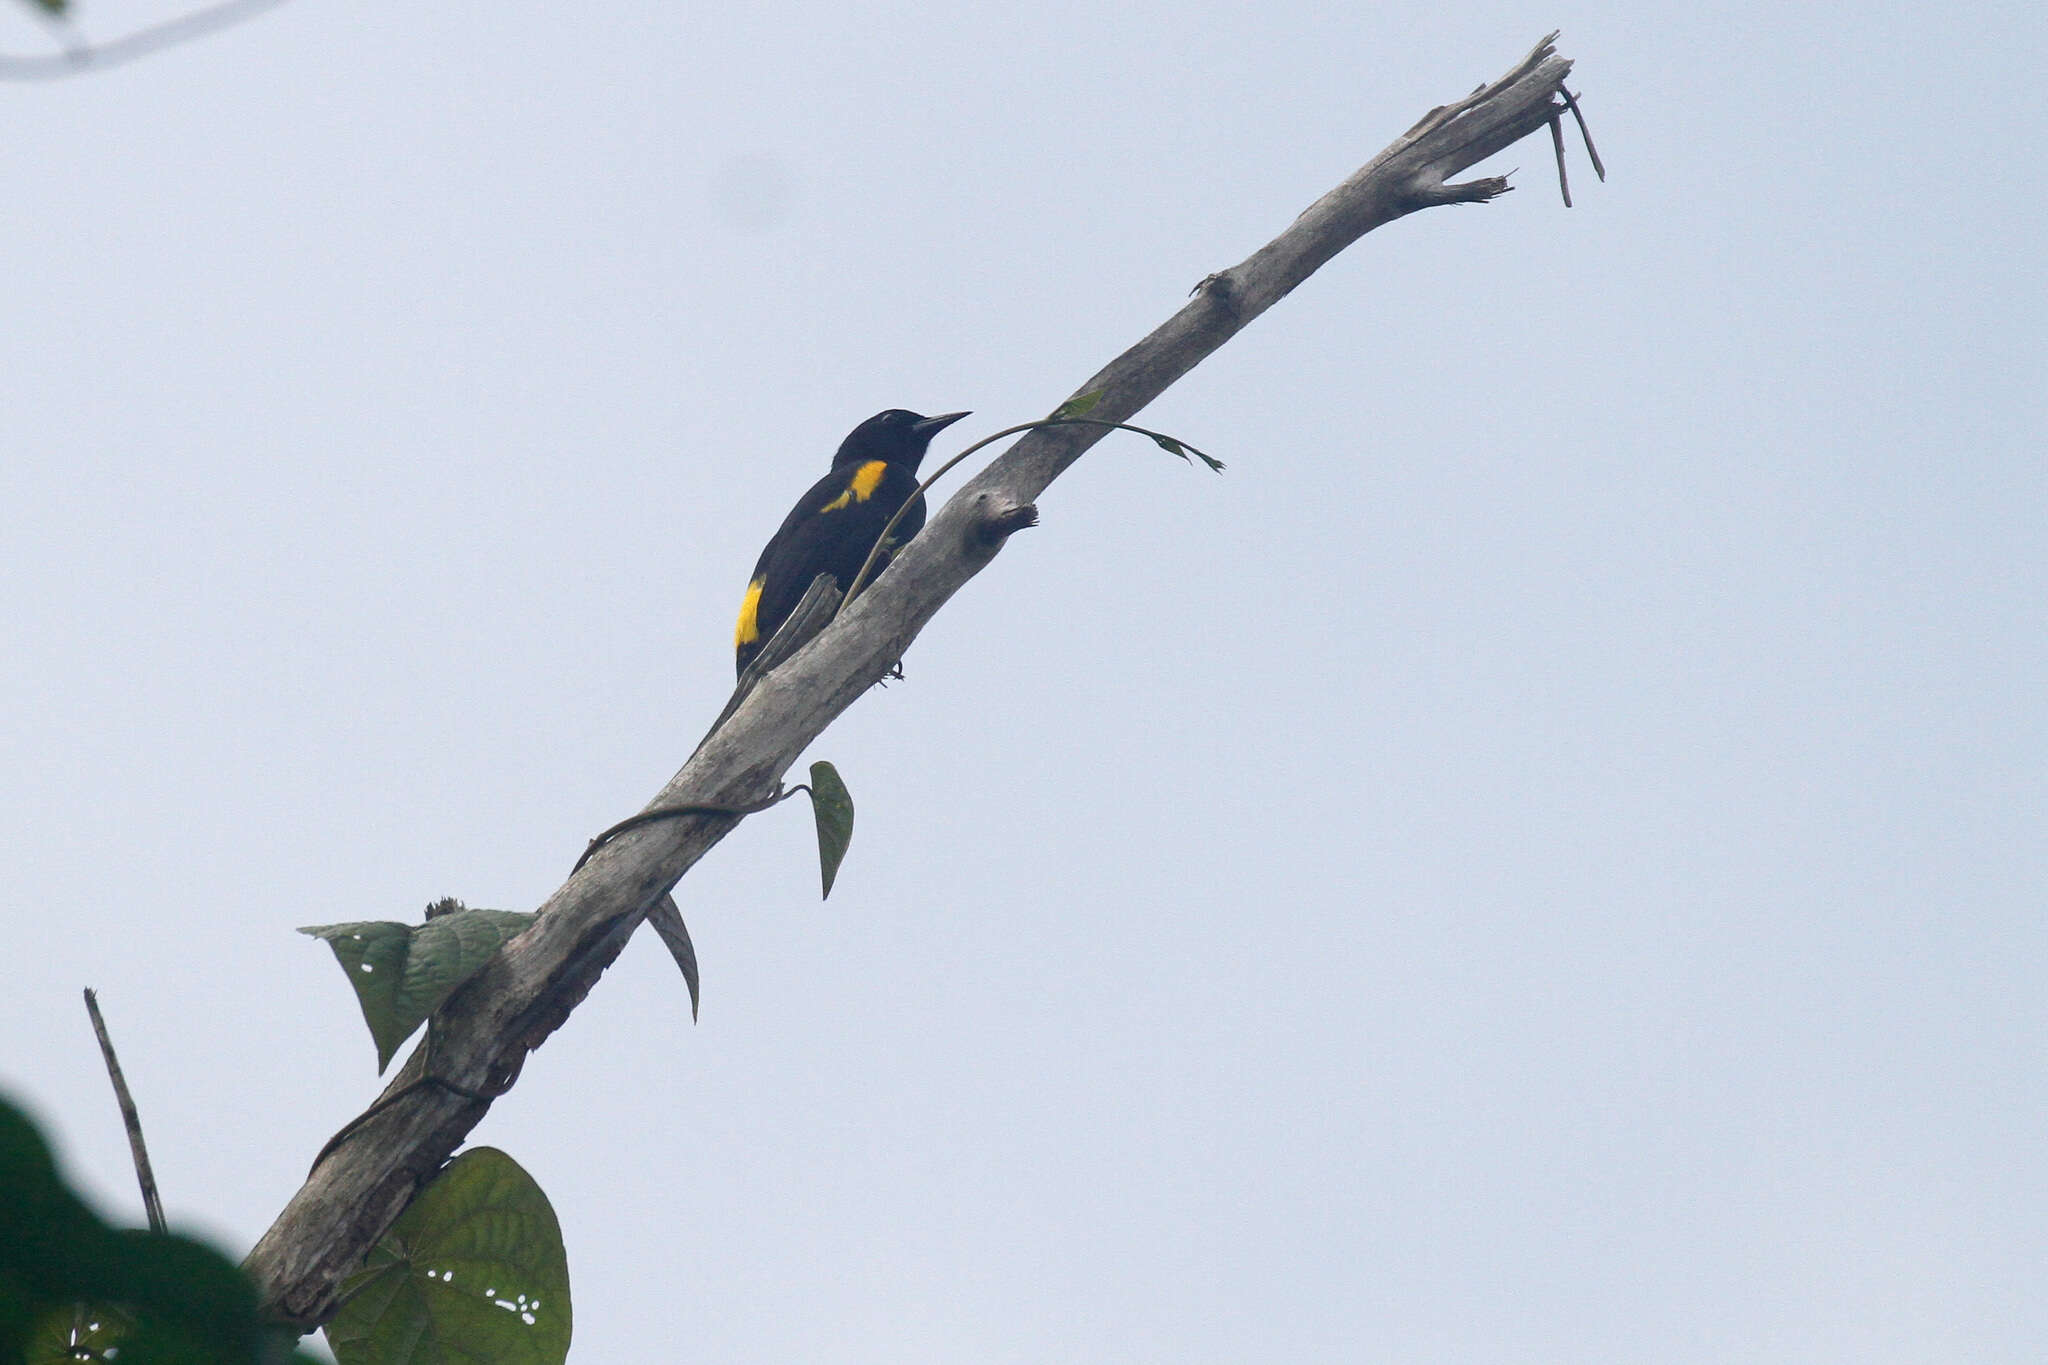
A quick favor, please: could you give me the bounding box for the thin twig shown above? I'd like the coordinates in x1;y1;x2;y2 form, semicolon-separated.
82;988;165;1234
1559;87;1606;181
0;0;290;81
1549;116;1572;207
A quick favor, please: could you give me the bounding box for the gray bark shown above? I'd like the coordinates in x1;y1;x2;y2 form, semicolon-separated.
246;32;1585;1325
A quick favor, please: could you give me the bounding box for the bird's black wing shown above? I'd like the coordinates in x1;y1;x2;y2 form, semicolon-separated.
735;462;925;675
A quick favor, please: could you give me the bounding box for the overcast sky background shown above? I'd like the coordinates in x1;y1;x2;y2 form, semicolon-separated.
3;2;2042;1361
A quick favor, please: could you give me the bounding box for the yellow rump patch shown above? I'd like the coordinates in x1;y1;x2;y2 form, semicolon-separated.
821;460;889;513
734;577;764;648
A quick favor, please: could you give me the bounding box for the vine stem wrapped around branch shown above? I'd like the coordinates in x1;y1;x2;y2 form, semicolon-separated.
244;32;1588;1327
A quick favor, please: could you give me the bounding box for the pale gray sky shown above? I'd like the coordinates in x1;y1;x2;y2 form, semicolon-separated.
4;2;2042;1361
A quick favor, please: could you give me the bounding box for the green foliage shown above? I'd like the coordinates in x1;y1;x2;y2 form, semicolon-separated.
0;1094;321;1364
1146;431;1225;471
25;0;69;17
327;1148;570;1365
1048;390;1104;419
300;905;537;1072
807;761;855;899
1044;392;1221;467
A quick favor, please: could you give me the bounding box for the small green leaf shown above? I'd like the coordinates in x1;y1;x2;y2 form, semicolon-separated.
807;760;855;899
29;0;69;16
300;908;538;1071
327;1147;571;1365
1049;390;1104;420
1150;431;1225;472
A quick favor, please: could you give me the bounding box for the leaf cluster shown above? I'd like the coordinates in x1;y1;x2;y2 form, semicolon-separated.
300;906;538;1072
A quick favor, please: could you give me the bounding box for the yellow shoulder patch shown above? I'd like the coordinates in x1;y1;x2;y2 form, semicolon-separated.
848;459;888;501
821;460;889;513
734;577;764;648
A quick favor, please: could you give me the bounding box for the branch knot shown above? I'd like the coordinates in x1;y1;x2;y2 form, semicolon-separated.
968;492;1041;551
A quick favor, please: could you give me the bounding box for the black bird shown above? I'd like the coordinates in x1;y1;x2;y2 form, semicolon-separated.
734;409;970;677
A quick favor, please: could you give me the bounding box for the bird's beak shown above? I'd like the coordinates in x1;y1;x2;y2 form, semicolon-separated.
913;411;971;436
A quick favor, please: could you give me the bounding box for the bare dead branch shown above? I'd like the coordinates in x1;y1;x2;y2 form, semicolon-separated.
82;988;166;1234
244;33;1592;1326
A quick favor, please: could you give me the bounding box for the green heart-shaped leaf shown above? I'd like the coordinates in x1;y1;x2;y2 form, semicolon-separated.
327;1147;570;1365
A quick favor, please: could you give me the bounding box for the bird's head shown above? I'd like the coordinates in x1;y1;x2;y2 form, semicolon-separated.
833;408;970;470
